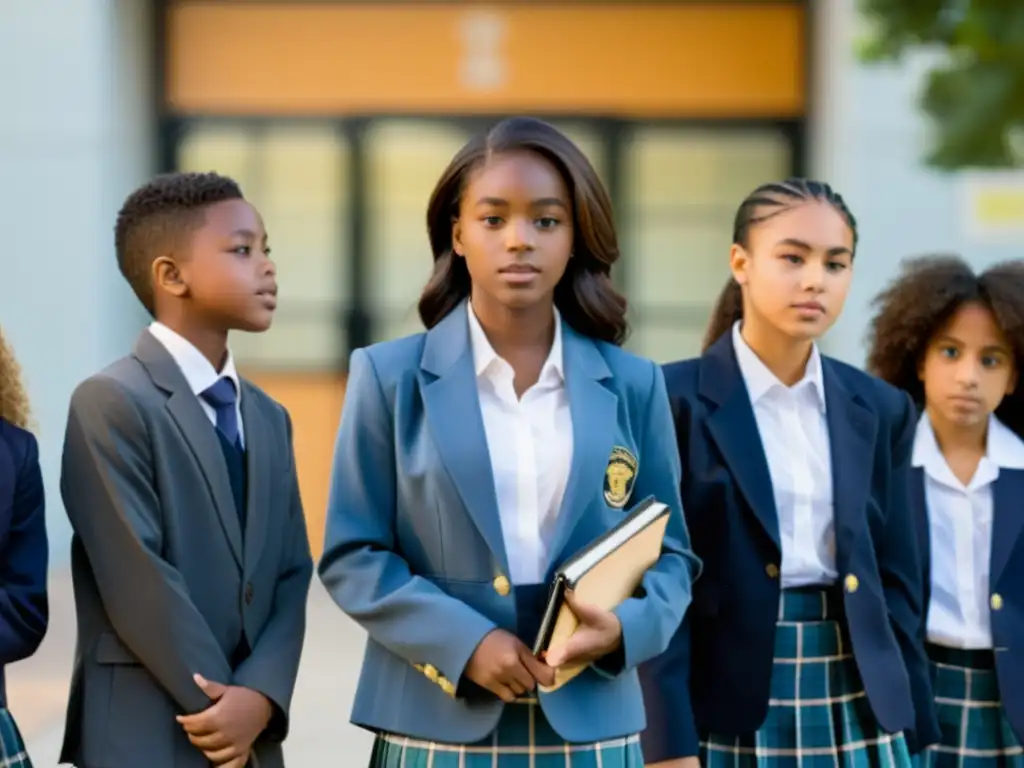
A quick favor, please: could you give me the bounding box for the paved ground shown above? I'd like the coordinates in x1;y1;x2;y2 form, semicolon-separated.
8;567;376;765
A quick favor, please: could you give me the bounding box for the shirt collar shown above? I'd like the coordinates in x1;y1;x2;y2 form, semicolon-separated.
731;321;825;411
148;321;242;399
913;412;1024;471
466;301;565;383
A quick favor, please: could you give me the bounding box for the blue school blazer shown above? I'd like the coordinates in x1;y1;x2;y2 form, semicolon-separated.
318;301;698;745
0;419;48;707
638;331;940;762
911;465;1024;741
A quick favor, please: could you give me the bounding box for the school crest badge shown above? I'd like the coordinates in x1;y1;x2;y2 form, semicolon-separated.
604;445;638;508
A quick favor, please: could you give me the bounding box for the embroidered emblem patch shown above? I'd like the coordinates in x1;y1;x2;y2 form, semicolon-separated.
604;445;638;508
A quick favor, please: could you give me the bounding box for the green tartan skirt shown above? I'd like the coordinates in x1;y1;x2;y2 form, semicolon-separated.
0;709;32;768
701;588;912;768
370;699;642;768
920;644;1024;767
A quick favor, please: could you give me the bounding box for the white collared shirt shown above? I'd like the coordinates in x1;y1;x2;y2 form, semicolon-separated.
915;413;1024;649
148;321;245;448
467;302;573;585
732;321;836;587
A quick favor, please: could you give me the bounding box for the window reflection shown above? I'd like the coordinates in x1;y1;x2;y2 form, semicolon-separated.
175;120;794;366
364;120;471;343
623;127;790;362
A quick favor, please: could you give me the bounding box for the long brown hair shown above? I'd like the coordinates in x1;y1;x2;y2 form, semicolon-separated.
419;116;628;345
701;178;859;352
0;327;30;429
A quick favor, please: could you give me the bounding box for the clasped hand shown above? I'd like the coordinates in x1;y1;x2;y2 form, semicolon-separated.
177;673;272;767
465;629;554;702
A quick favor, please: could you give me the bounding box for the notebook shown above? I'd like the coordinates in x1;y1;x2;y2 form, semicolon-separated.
532;495;671;692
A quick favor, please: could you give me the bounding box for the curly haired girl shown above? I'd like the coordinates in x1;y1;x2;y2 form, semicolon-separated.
0;328;30;429
867;255;1024;767
0;326;48;768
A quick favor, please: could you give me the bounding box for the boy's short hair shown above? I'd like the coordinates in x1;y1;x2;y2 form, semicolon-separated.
115;171;244;315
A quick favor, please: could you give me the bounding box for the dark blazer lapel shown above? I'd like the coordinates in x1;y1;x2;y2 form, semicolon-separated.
991;468;1024;587
240;383;272;576
420;303;509;576
699;333;781;549
545;324;616;565
134;331;244;568
822;359;877;569
909;466;930;579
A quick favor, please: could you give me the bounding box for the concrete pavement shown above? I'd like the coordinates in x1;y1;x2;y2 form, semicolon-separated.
8;567;375;765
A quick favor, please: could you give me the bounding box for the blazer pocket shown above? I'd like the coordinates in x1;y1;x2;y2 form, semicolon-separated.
94;632;141;666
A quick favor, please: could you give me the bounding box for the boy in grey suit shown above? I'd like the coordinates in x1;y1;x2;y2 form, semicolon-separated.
59;172;313;767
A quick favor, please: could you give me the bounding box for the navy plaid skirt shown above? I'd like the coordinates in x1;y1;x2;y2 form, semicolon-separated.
920;644;1024;767
0;709;31;768
370;699;642;767
701;588;911;768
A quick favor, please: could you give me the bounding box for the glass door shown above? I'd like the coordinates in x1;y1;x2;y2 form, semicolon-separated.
620;125;793;362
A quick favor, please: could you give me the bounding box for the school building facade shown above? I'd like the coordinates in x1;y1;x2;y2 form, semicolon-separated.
5;0;1022;564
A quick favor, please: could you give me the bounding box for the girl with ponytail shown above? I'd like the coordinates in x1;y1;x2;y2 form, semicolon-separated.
639;179;938;768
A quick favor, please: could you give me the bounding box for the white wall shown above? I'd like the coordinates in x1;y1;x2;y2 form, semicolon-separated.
810;0;1022;366
0;0;154;564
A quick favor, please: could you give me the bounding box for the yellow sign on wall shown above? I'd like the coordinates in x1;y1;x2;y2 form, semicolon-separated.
963;171;1024;241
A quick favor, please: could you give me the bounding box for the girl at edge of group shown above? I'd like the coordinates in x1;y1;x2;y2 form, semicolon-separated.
318;116;699;767
639;179;939;768
867;255;1024;766
0;326;49;768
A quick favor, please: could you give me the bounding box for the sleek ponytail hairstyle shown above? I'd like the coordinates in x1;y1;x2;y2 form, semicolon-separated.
701;178;859;352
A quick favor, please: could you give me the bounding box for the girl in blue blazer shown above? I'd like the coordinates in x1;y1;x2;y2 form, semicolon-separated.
867;256;1024;767
318;117;699;767
640;179;938;768
0;328;48;768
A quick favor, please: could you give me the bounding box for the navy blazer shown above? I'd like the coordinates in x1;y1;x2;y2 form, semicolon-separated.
318;301;699;745
638;332;940;761
911;465;1024;742
0;419;48;707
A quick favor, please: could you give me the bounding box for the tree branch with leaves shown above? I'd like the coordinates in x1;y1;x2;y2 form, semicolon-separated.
858;0;1024;169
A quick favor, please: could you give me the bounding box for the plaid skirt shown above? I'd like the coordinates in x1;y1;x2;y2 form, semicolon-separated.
370;699;642;767
920;644;1024;767
0;709;31;768
701;588;912;768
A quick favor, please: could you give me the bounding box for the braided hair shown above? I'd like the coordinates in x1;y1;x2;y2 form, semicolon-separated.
702;178;858;351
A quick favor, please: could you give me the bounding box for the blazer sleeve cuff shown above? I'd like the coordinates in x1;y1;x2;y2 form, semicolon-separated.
590;645;626;679
232;668;294;742
437;611;499;694
614;596;659;671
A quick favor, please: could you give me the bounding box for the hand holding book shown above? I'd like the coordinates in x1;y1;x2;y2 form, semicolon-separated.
532;496;671;692
542;590;622;668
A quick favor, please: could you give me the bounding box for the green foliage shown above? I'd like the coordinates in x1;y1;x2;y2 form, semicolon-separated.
857;0;1024;169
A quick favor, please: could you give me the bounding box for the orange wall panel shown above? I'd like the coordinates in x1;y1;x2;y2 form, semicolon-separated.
166;2;805;117
243;371;347;560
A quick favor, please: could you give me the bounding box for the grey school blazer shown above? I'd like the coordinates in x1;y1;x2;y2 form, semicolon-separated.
59;330;313;768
